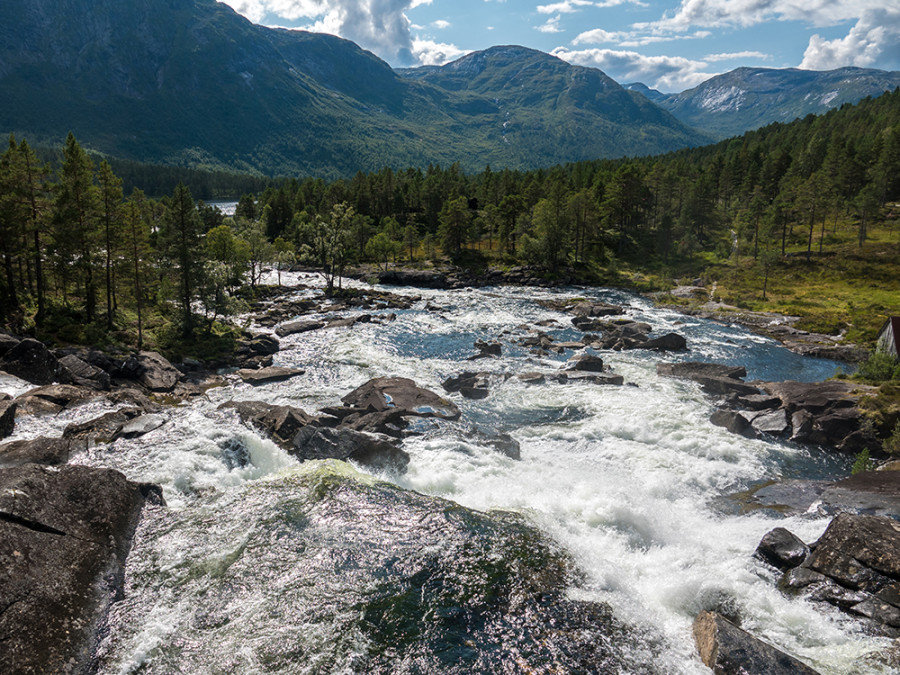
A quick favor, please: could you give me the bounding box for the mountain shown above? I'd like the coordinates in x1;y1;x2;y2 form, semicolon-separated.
0;0;708;177
623;82;668;104
648;67;900;140
396;46;713;164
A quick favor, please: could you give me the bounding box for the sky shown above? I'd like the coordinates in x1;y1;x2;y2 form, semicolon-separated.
218;0;900;93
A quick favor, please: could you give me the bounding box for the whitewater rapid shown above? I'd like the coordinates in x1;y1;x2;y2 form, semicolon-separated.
7;272;890;674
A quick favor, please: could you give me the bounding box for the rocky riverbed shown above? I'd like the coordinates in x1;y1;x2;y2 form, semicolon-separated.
1;272;897;674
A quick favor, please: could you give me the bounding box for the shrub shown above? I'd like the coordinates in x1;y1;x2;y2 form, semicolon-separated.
856;351;900;382
884;421;900;456
851;448;876;474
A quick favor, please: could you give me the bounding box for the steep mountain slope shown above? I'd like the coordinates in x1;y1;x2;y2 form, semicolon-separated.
398;46;712;164
0;0;707;177
652;67;900;139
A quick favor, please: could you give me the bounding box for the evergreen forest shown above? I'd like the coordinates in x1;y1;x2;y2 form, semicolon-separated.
2;89;899;356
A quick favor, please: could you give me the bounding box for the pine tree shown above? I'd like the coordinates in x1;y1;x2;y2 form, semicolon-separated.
97;160;123;330
159;182;204;338
54;133;99;320
124;189;151;349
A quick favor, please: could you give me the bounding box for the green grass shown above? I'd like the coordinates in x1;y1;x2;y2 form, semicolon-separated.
651;218;900;346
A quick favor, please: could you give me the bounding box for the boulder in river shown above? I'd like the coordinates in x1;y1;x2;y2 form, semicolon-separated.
658;361;760;398
237;366;305;385
341;377;460;420
57;353;111;390
736;471;900;520
115;413;167;440
220;400;320;449
693;611;822;675
291;426;410;473
752;513;900;635
15;384;98;416
640;332;688;352
275;319;326;337
755;527;810;570
0;435;81;467
442;371;507;400
565;352;605;372
0;399;15;439
377;269;449;288
117;351;182;392
63;407;149;443
103;466;659;673
0;463;158;675
0;337;61;385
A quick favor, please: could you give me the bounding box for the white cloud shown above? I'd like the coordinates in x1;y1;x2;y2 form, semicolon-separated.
537;0;595;14
800;8;900;70
537;15;564;33
537;0;643;13
432;19;451;29
704;50;770;62
220;0;429;65
411;38;469;65
573;28;626;44
553;46;716;91
574;27;709;47
634;0;896;34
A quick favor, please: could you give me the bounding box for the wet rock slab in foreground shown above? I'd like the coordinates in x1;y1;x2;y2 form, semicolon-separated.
94;463;661;674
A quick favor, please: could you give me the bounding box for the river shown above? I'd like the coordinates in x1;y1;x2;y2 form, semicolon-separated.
7;272;889;673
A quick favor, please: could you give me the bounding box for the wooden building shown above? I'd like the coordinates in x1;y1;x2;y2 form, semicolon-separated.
877;317;900;356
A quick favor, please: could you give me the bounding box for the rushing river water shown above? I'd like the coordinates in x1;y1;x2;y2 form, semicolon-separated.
6;273;891;674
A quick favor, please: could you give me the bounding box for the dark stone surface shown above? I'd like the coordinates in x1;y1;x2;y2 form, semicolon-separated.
118;351;182;392
771;514;900;635
710;409;754;437
815;472;900;519
565;353;605;372
736;394;782;411
341;377;460;420
441;372;497;400
220;400;320;449
657;362;747;380
57;354;111;390
0;464;154;675
63;407;148;443
377;269;449;288
0;332;19;357
750;408;790;437
0;337;61;385
0;400;14;439
15;384;98;416
693;611;822;675
237;366;305;385
640;332;688;351
805;514;900;589
274;319;326;337
0;436;80;467
558;372;625;386
761;380;861;415
115;414;167;440
291;426;410;473
756;527;810;570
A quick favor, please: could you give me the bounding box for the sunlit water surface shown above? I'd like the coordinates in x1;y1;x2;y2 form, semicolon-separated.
6;272;890;674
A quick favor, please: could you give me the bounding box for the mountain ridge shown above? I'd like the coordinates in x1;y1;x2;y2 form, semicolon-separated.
0;0;707;177
635;66;900;139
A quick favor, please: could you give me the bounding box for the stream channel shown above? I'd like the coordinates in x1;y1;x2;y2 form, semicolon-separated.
6;272;890;674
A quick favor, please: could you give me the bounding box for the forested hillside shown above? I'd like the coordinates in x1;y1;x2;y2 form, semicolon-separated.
0;0;705;177
1;90;898;354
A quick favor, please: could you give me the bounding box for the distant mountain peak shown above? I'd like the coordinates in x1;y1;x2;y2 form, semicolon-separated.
655;65;900;139
0;0;708;176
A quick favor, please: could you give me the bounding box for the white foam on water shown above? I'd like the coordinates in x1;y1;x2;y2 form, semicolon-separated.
18;279;886;673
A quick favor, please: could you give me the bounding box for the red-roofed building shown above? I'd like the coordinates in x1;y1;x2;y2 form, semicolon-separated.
877;317;900;357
